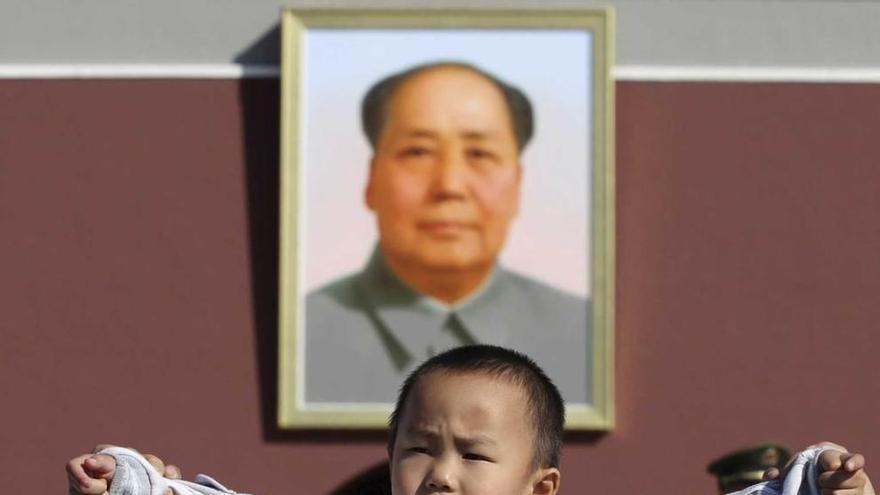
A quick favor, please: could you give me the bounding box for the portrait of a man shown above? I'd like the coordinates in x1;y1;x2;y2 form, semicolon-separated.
278;11;613;428
304;61;589;405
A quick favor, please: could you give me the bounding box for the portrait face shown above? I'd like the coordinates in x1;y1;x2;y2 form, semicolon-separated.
390;371;557;495
365;66;522;276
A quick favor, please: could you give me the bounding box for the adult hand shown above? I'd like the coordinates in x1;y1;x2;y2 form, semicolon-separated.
763;442;851;481
817;449;874;495
66;452;116;495
761;442;874;495
66;444;182;495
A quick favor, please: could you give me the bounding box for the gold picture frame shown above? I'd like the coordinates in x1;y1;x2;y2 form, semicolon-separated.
278;7;614;430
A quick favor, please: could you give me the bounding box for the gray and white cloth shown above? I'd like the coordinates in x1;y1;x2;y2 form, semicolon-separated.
729;446;830;495
100;445;834;495
100;447;249;495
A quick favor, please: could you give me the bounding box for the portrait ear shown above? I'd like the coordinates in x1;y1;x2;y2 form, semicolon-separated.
530;466;560;495
365;157;378;211
511;161;524;217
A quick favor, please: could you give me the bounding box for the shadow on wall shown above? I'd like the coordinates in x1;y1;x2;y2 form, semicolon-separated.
235;23;281;65
235;22;281;445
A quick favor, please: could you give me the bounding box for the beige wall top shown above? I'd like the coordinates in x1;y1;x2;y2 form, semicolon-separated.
2;0;880;69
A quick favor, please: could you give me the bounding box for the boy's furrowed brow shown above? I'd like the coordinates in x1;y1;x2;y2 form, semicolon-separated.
456;433;498;448
404;425;440;439
402;425;499;448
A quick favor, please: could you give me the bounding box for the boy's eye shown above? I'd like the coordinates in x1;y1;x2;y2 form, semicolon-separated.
407;446;430;455
462;452;493;462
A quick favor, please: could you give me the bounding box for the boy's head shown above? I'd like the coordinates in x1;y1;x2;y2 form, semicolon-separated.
387;345;564;495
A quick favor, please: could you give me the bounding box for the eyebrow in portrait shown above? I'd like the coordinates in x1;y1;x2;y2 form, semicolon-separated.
400;129;501;140
460;130;501;142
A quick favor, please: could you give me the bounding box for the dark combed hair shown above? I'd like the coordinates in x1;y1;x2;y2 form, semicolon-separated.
361;61;535;153
387;345;565;469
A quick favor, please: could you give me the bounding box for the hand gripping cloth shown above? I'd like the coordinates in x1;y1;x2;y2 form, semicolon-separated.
100;447;252;495
728;446;831;495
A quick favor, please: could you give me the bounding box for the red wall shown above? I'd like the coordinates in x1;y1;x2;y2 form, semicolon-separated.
2;79;878;493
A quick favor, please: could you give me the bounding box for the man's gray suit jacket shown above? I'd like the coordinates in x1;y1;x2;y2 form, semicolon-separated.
303;250;591;405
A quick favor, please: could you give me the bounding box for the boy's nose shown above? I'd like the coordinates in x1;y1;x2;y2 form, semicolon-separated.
424;456;456;492
426;477;453;492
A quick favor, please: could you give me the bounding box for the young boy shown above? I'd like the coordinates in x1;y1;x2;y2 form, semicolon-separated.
67;345;873;495
386;344;563;495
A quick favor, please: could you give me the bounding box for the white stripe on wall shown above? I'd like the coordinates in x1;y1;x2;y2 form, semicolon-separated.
614;65;880;83
0;64;281;79
3;64;880;83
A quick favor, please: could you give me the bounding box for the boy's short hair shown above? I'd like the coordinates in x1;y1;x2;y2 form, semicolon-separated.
387;345;565;468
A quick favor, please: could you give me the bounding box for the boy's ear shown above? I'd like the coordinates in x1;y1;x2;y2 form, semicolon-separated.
531;467;560;495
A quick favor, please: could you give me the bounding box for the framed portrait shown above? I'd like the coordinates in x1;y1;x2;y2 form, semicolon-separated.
278;8;614;430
